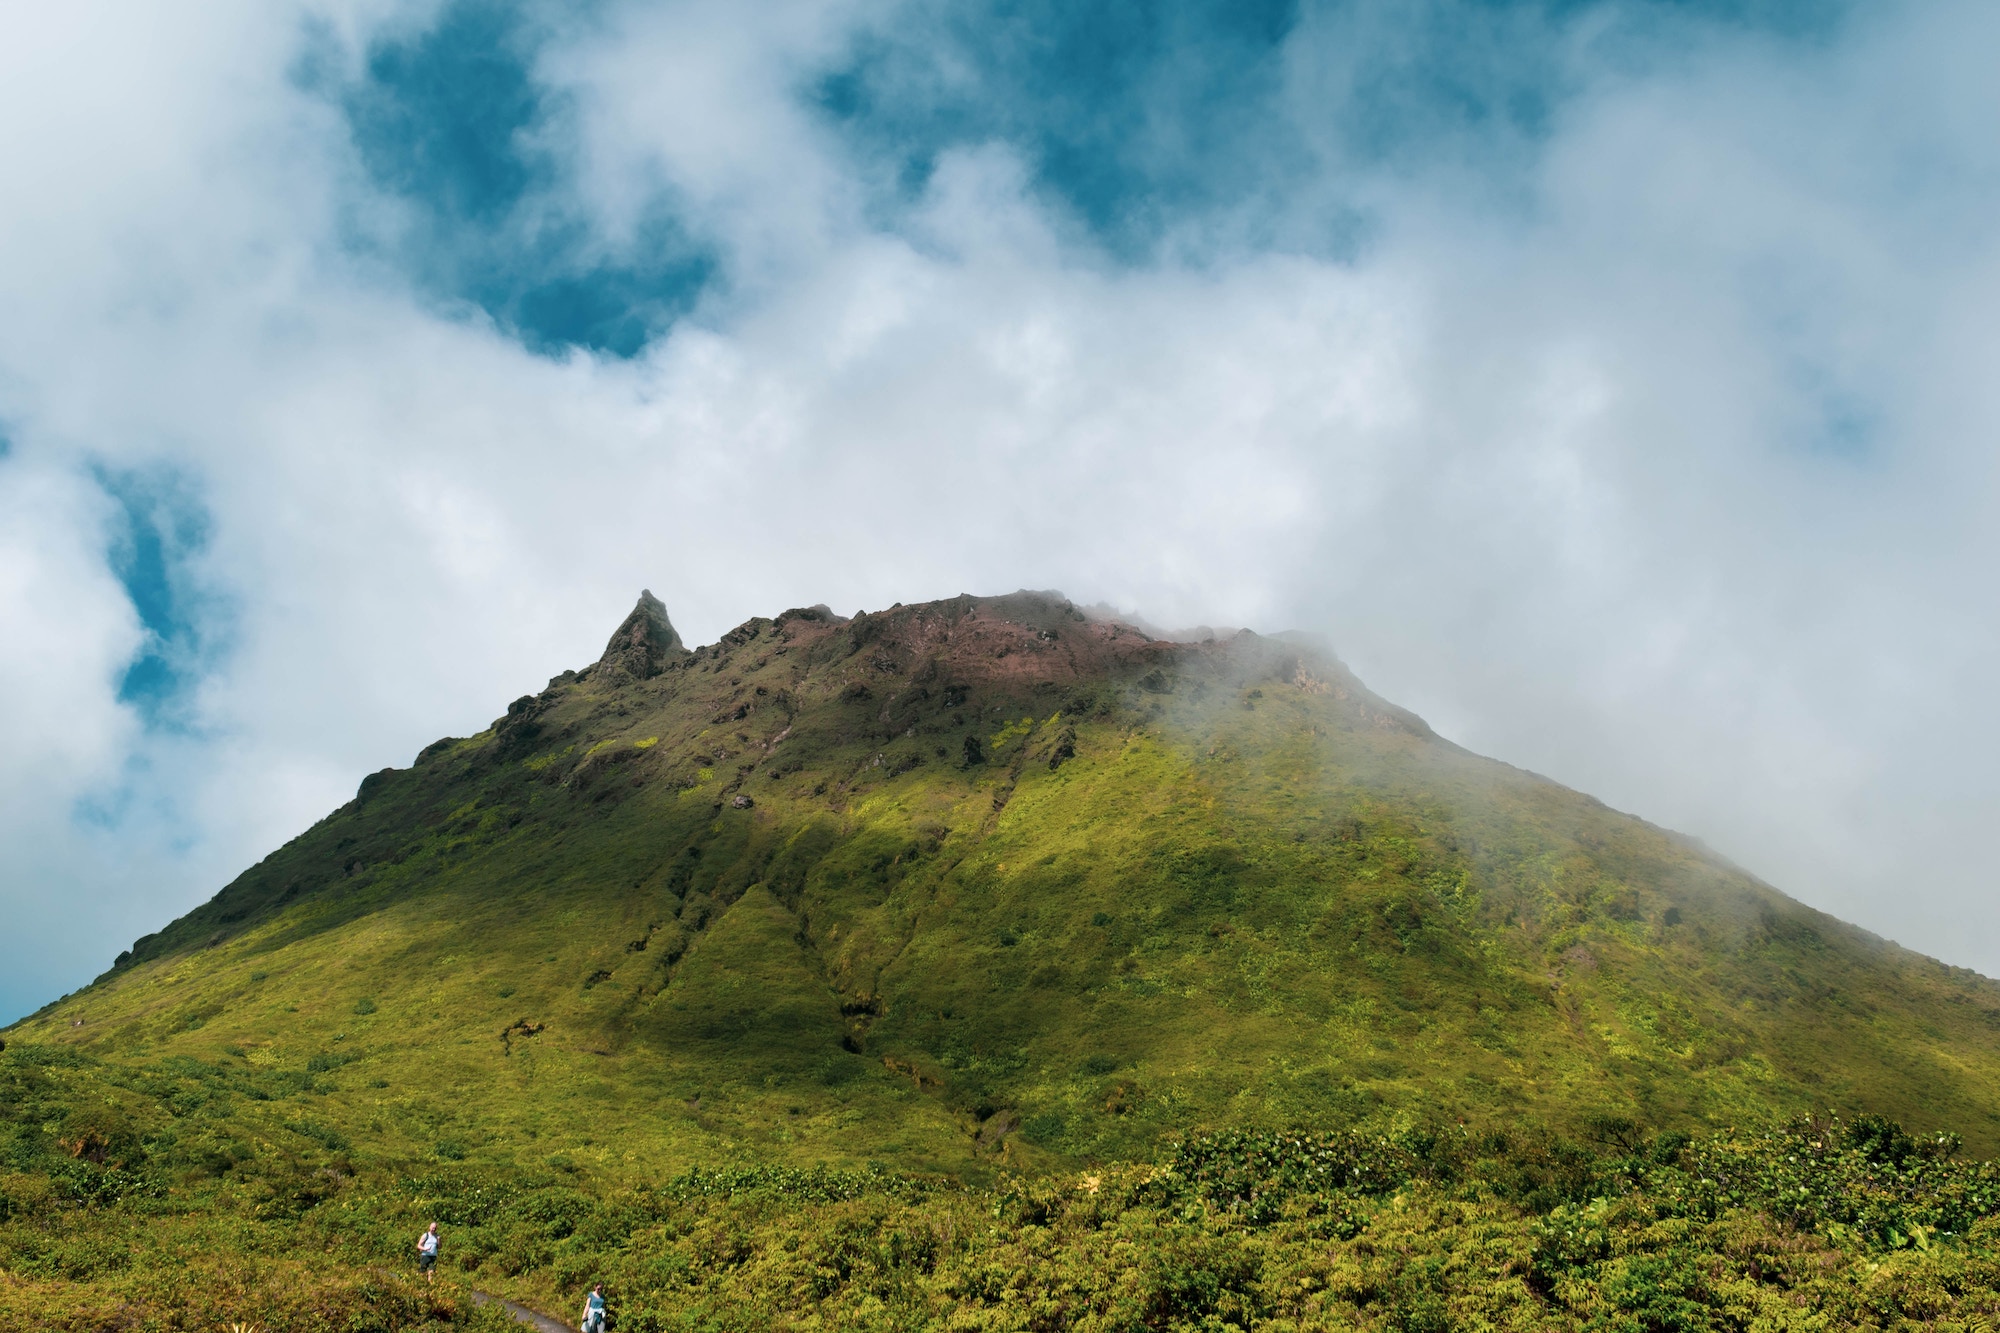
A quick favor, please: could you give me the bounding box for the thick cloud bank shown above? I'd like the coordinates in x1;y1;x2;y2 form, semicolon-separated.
4;0;1998;1022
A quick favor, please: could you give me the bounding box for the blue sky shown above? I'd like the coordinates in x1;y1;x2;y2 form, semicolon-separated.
324;0;1858;358
333;0;717;355
2;0;1998;1023
96;464;221;721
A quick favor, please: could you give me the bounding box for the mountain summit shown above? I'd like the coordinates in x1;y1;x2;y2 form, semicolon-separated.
19;589;2000;1172
597;589;687;683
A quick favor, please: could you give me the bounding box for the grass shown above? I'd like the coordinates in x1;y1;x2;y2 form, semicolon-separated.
11;590;2000;1326
9;1053;2000;1330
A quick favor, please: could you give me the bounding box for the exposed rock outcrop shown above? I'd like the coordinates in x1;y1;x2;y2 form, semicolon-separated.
597;589;687;683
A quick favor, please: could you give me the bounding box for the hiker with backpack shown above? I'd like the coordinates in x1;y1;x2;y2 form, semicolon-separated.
580;1283;608;1332
416;1222;441;1284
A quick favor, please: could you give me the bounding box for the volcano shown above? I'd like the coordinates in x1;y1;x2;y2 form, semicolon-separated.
19;589;2000;1172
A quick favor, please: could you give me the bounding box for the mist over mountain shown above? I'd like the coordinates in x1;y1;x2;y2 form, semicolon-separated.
20;589;2000;1173
15;588;2000;1330
11;2;2000;1033
14;2;2000;1326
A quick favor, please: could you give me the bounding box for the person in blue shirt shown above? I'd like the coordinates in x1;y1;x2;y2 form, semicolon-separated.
580;1283;608;1333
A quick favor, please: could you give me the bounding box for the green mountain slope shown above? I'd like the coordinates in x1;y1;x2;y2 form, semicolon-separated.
14;589;2000;1176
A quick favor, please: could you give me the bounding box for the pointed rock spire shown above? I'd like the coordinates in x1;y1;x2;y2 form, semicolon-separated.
597;589;686;683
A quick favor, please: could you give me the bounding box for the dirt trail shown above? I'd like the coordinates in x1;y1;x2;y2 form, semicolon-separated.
372;1269;577;1332
466;1286;578;1333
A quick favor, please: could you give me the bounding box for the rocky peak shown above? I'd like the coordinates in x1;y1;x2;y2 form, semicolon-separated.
597;589;686;683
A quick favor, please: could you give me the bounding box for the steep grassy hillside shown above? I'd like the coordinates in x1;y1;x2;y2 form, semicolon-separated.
14;589;2000;1331
12;588;2000;1179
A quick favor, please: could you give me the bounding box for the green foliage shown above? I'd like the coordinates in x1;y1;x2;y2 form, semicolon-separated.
660;1164;947;1205
15;1110;2000;1330
25;594;2000;1175
15;592;2000;1325
9;1026;2000;1331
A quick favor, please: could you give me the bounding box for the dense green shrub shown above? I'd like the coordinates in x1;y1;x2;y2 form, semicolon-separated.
11;1041;2000;1333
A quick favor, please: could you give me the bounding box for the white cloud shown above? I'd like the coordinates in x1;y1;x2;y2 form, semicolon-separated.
4;0;2000;1021
0;454;149;1013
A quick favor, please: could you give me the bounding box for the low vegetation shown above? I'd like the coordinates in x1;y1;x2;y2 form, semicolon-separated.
12;591;2000;1328
6;1037;2000;1331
